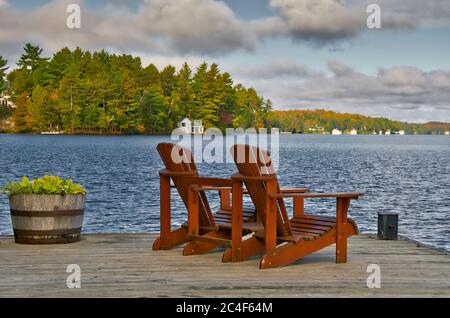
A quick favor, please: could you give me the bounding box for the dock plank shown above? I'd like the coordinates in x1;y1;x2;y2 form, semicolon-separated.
0;233;448;298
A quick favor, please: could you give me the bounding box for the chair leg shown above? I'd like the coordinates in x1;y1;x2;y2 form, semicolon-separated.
230;180;244;262
260;230;337;269
222;235;265;263
336;198;350;264
157;174;174;249
259;222;358;269
152;227;189;250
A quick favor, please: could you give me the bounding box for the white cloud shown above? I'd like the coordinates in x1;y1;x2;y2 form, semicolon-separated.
1;0;450;122
254;0;412;42
0;0;429;62
138;54;204;70
237;61;450;122
234;60;313;79
137;0;255;55
346;0;450;28
327;60;355;77
0;0;254;60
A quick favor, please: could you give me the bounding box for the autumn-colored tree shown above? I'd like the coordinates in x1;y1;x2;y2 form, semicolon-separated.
12;94;30;132
6;46;269;134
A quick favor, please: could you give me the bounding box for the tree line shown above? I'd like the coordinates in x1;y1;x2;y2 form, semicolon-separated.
1;44;449;135
1;44;272;134
271;110;450;135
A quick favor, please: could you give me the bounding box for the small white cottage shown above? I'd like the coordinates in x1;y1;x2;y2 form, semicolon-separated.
178;118;204;135
331;128;342;135
179;117;192;135
0;93;15;108
192;120;204;135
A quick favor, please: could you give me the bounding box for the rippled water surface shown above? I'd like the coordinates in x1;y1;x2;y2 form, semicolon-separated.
1;134;449;251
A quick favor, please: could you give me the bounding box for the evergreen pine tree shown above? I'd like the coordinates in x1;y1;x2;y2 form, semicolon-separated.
175;62;193;118
17;43;49;71
0;56;8;94
160;65;176;97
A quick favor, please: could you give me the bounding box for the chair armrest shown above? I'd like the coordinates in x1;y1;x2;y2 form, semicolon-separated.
190;186;232;193
159;169;197;177
280;188;310;194
231;173;277;182
184;176;233;187
270;192;364;199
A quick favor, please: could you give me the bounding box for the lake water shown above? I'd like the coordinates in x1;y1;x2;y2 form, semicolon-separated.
0;134;449;251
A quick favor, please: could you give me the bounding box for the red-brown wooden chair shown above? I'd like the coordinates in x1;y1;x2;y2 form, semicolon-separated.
220;144;364;268
153;142;258;255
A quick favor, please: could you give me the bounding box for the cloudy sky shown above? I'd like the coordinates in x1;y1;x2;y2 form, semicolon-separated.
1;0;450;123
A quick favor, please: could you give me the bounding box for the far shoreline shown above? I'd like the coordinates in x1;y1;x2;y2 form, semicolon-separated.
1;131;449;137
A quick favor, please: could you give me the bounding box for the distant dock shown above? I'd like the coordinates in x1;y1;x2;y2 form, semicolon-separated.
0;233;448;297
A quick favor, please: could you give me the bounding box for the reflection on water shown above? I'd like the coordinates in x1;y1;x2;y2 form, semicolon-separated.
0;134;449;251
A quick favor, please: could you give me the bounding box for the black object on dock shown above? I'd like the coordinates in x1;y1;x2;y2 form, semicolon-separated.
378;212;398;240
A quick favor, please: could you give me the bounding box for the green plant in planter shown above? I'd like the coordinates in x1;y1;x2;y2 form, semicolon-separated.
2;176;87;196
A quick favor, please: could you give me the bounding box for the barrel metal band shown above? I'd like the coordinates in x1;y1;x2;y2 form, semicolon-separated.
13;228;82;236
14;236;81;244
10;209;84;217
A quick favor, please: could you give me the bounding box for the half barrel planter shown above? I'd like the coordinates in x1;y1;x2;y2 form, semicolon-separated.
9;194;86;244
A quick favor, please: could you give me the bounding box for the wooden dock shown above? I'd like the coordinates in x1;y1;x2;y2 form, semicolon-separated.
0;233;449;297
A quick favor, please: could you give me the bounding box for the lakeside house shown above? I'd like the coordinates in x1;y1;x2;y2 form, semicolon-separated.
397;130;405;135
308;125;325;133
178;118;204;135
41;131;64;135
331;128;342;135
385;129;391;135
445;131;450;136
0;93;15;108
349;128;358;135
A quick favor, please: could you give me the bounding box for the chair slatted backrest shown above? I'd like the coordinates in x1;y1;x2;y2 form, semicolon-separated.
157;143;216;228
231;144;292;237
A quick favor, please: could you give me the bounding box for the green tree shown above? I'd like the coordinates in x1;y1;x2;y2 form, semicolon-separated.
192;62;208;117
160;65;176;97
119;72;139;130
17;43;49;71
0;56;8;94
3;45;270;135
7;68;33;96
216;71;235;128
199;63;221;128
192;63;221;128
262;98;273;128
59;67;83;132
12;94;31;132
46;47;73;88
175;62;193;118
26;85;58;132
139;63;160;91
139;85;170;134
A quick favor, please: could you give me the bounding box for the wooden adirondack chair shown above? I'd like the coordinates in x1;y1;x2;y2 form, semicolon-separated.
221;144;364;268
153;142;257;255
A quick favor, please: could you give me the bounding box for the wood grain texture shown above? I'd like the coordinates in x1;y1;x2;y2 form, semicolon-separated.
9;194;85;244
0;233;448;298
